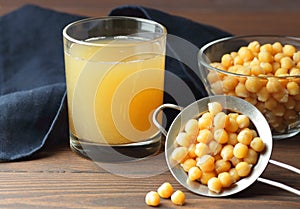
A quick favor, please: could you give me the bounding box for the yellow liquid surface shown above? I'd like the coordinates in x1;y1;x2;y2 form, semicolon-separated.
65;37;165;144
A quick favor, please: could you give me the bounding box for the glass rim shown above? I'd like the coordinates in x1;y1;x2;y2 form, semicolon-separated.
62;16;167;47
198;35;300;79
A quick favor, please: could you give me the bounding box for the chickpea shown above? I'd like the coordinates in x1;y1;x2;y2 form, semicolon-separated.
208;102;223;115
275;67;288;76
272;62;281;73
287;81;300;95
222;76;239;92
260;43;273;53
207;177;222;193
260;62;273;74
211;80;224;94
214;129;229;144
266;77;283;93
274;52;286;62
218;172;234;188
236;115;250;129
229;168;240;182
195;142;210;157
257;87;270;102
200;171;217;185
197;155;215;172
171;190;185;206
280;57;294;69
185;119;199;139
234;56;244;65
225;116;239;133
293;51;300;63
188;166;202;181
231;52;238;58
272;42;283;54
213;112;227;129
245;77;264;93
227;132;238;146
207;70;220;84
197;129;213;144
157;182;174;199
244;148;258;165
258;51;273;63
236;162;252;177
283;44;296;57
181;158;197;172
250;137;265;152
251;64;265;76
235;82;250;97
215;159;231;174
145;191;160;207
198;112;213;130
220;144;234;161
289;67;300;76
176;132;194;147
273;89;289;103
172;147;188;163
221;54;233;68
208;140;222;156
239;46;255;61
248;41;260;53
237;128;253;145
233;143;249;159
265;97;278;110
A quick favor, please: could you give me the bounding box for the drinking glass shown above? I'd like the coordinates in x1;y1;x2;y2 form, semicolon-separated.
63;17;167;162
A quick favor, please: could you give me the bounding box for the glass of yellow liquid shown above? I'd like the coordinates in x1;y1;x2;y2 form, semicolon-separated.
63;17;167;162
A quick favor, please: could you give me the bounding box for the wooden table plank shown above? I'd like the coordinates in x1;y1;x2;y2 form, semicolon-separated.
0;139;299;208
0;1;300;208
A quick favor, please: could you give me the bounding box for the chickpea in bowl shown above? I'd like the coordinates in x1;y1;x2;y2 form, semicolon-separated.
198;35;300;139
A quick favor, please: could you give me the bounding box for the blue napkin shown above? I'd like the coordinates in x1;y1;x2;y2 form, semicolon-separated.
0;4;230;161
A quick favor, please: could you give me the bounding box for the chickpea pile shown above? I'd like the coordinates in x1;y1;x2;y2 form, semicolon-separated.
206;41;300;134
171;102;265;194
145;182;185;206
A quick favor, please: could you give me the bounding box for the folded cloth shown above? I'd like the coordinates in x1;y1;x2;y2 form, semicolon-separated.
0;4;230;161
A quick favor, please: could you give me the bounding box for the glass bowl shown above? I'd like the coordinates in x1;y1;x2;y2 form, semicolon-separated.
198;35;300;139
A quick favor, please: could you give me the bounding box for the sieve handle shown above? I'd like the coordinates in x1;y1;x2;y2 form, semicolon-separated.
152;104;183;137
269;159;300;174
257;177;300;196
257;159;300;196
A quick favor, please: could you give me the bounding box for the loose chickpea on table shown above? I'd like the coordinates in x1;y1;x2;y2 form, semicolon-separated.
171;102;265;194
145;182;185;206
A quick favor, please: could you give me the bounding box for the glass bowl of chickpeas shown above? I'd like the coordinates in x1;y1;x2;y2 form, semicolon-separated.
198;35;300;139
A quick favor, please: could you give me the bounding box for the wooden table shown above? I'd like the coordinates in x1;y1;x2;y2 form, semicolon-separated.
0;1;300;208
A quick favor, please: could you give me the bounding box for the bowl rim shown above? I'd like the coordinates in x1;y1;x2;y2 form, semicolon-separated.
198;35;300;79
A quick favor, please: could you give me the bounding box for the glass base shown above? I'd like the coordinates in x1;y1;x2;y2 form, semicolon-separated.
70;133;162;163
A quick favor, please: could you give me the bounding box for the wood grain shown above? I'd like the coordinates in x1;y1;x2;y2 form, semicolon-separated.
0;1;300;208
0;139;299;208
